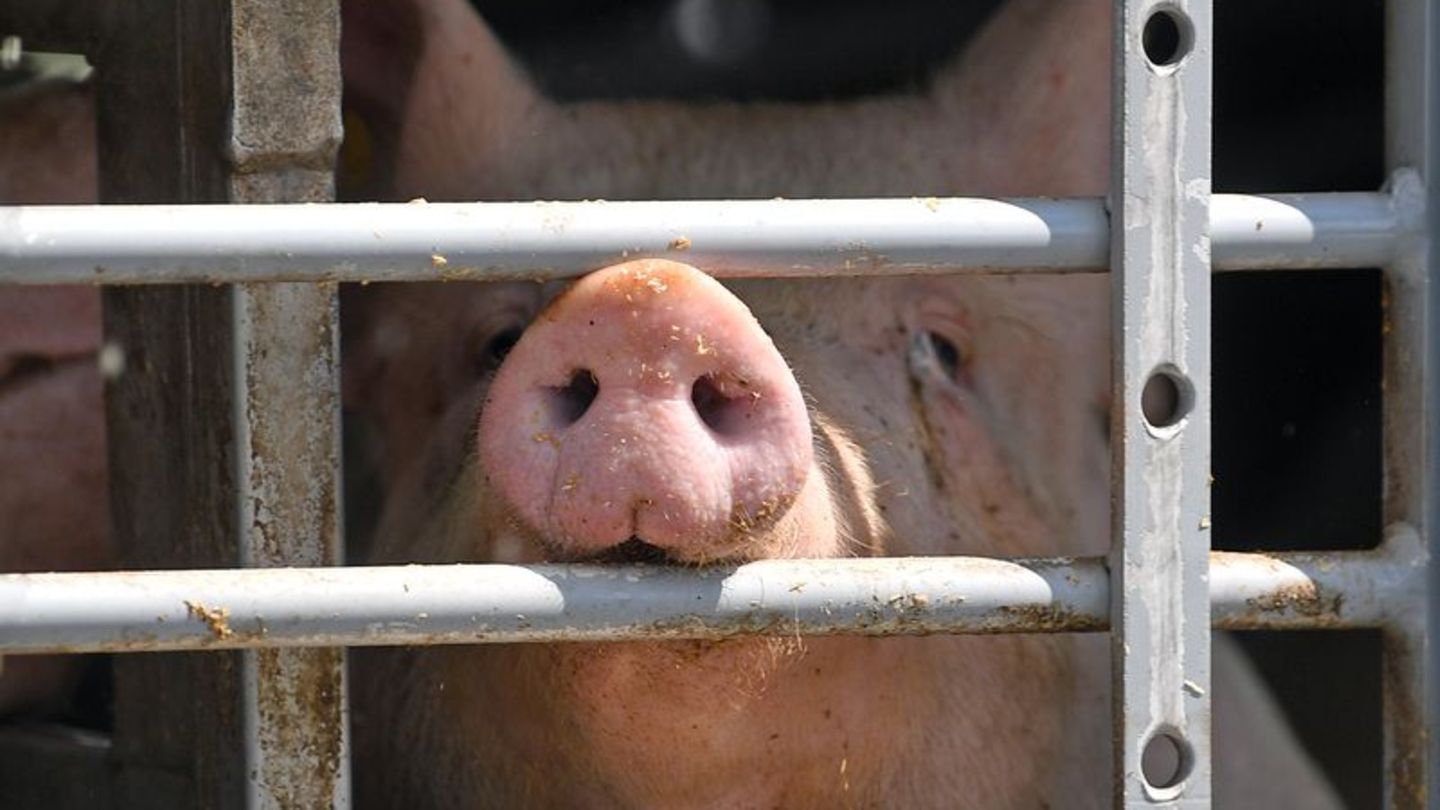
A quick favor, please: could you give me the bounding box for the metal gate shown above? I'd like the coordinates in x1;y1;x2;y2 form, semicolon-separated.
0;0;1434;807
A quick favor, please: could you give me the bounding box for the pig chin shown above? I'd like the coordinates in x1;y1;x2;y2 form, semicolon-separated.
437;458;878;806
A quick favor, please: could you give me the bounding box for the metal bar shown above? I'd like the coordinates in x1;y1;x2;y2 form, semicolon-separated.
1109;0;1212;806
1384;1;1437;807
89;1;347;807
0;190;1408;285
1210;525;1425;631
0;557;1110;652
234;280;350;810
0;536;1425;654
1213;182;1416;271
1427;2;1440;805
224;2;348;808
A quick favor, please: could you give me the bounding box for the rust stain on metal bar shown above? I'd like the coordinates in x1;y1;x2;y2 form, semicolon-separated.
1241;585;1344;626
1208;552;1350;630
185;600;235;640
254;648;347;809
994;603;1108;633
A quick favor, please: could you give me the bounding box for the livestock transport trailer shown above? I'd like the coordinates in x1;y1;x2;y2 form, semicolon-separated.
0;0;1434;807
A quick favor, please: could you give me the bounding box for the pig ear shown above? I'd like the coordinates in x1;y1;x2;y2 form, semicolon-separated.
340;0;423;132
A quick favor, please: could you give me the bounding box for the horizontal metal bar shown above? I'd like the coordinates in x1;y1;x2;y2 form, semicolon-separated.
1210;525;1426;630
0;528;1421;654
1213;180;1417;271
0;556;1110;652
0;186;1411;285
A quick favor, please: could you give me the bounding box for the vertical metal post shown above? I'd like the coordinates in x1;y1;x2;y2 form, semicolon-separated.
1429;5;1440;802
235;280;349;810
228;2;349;806
1384;2;1436;808
98;1;347;807
1109;1;1213;806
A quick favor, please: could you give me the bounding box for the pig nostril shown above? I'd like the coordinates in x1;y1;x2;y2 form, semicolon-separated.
691;374;752;436
547;369;600;427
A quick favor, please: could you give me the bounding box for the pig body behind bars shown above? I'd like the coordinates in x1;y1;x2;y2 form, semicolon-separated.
0;0;1341;806
338;0;1343;807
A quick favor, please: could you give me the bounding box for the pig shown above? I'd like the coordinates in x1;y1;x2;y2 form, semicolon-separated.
0;0;1342;805
338;0;1344;807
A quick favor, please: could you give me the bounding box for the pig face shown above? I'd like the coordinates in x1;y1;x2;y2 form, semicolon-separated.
349;271;1110;569
345;264;1112;807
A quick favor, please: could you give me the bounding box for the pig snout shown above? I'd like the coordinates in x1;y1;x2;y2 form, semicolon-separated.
478;259;814;561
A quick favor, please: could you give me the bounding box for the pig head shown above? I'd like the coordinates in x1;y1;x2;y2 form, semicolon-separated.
342;0;1340;807
341;0;1121;806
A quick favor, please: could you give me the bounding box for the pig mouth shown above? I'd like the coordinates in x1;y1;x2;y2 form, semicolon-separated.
554;535;744;567
573;536;675;565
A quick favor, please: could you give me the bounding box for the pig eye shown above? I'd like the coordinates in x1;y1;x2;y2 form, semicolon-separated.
928;332;963;380
474;326;524;377
911;330;969;386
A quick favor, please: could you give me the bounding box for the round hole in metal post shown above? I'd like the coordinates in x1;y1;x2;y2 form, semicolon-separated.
1142;7;1194;68
1141;728;1194;792
1141;365;1193;431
